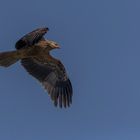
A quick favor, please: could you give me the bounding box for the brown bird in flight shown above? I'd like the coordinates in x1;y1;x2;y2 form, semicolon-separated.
0;27;73;108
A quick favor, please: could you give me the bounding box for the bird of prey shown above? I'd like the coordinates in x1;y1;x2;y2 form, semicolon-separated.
0;27;73;108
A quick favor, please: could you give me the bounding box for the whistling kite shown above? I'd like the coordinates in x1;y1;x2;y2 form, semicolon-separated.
0;28;73;108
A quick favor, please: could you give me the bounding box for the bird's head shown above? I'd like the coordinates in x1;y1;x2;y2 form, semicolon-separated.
46;40;60;50
36;40;60;50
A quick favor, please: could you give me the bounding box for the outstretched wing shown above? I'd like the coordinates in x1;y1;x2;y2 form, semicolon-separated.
21;58;73;108
15;27;49;50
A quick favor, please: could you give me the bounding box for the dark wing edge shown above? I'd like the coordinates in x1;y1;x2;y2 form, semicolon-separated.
21;58;73;108
15;27;49;50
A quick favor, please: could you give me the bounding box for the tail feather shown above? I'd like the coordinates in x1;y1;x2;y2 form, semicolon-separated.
0;51;19;67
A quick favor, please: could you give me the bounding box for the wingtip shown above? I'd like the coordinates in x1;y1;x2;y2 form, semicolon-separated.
42;27;49;32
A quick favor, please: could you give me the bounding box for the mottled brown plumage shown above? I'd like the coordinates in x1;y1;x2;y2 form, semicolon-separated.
0;28;73;108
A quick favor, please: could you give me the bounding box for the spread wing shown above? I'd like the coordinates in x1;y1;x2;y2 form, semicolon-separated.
15;27;49;50
21;58;73;108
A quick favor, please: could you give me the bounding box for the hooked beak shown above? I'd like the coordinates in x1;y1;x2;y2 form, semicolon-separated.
55;45;60;49
56;45;60;49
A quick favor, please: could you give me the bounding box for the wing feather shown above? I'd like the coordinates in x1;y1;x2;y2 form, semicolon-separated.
15;27;49;50
21;58;73;108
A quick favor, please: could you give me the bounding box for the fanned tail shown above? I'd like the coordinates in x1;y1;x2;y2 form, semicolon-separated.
0;51;19;67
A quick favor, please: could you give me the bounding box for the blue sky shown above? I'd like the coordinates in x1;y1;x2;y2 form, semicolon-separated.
0;0;140;140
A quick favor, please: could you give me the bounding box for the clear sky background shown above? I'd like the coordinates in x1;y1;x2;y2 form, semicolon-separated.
0;0;140;140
